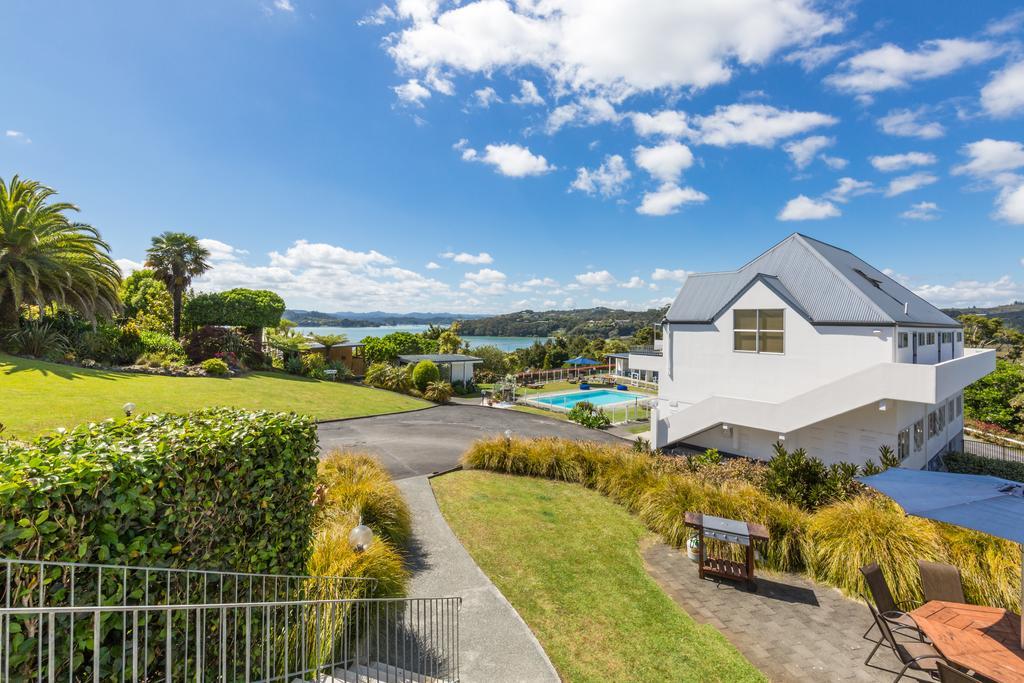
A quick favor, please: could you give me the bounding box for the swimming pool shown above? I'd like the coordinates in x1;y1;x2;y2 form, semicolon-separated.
531;388;648;410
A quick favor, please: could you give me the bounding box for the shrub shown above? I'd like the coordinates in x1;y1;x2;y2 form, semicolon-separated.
938;524;1020;611
567;400;611;429
361;332;437;364
200;357;230;376
326;360;353;381
363;362;413;394
308;510;408;598
424;381;454;403
301;351;326;379
412;359;441;391
184;325;265;367
317;452;412;546
687;448;722;470
73;322;143;365
138;329;185;359
284;354;305;375
2;320;69;359
185;288;285;330
0;409;319;573
944;450;1024;483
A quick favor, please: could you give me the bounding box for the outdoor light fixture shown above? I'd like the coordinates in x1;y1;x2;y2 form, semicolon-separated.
778;434;786;441
504;429;513;442
722;424;730;431
123;402;136;417
878;400;887;412
348;517;374;552
872;329;882;336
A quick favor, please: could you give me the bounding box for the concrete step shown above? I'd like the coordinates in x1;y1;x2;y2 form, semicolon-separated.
332;662;444;683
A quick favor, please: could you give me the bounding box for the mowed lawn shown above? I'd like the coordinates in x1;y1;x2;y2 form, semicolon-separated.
432;471;764;683
0;353;428;437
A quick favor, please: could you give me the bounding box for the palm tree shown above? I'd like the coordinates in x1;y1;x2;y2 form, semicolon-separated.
145;232;210;339
308;333;348;358
0;175;121;327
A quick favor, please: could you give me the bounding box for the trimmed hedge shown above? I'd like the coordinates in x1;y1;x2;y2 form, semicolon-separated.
185;288;285;329
0;408;319;574
944;450;1024;483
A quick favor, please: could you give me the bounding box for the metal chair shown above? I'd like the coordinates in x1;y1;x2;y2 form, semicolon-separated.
865;601;945;682
937;661;983;682
860;563;923;641
917;560;967;604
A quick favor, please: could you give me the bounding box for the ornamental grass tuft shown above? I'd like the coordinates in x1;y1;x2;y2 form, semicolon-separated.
317;451;412;546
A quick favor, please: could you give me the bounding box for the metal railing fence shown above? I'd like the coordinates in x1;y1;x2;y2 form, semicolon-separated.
963;437;1024;464
0;559;460;682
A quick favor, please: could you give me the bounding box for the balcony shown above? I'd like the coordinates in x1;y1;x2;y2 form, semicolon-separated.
629;345;662;356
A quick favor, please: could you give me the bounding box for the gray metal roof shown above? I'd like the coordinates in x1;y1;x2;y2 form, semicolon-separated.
397;354;483;364
665;233;959;327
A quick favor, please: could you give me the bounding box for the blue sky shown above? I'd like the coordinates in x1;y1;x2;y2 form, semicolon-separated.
3;0;1024;313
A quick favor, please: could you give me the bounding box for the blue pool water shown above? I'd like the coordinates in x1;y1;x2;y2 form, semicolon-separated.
532;389;647;409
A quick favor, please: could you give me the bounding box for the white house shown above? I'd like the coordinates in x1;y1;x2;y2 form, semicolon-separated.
638;234;996;470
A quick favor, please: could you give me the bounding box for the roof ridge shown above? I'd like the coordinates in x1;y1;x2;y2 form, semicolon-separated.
791;234;892;323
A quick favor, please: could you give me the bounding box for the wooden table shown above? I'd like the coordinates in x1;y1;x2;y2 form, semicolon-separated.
684;512;769;590
910;601;1024;682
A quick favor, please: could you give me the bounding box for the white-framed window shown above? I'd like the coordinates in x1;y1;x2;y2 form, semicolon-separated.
956;394;963;417
913;419;924;451
956;331;963;342
928;411;937;438
947;399;955;421
898;427;910;461
898;332;908;348
940;332;953;344
733;309;784;354
937;405;946;431
926;332;936;345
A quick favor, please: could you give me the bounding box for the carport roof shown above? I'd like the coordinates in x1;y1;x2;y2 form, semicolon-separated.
397;354;484;364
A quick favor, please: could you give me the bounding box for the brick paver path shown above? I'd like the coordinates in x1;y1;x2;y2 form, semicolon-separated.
643;543;933;682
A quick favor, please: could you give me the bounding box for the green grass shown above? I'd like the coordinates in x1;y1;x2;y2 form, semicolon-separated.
0;353;429;437
626;423;651;434
509;405;571;421
431;471;764;683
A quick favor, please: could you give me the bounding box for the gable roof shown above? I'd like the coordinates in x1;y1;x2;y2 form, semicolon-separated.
665;233;959;327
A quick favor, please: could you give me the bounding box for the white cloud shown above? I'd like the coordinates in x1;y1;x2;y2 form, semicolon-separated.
651;268;690;283
458;141;554;177
777;195;840;220
520;277;558;289
877;108;944;139
869;151;937;172
981;62;1024;118
570;154;631;197
820;155;848;170
783;135;833;169
784;42;854;71
268;240;394;269
393;78;431;106
996;184;1024;224
688;104;837;147
4;130;30;143
633;141;694;183
826;38;1001;94
425;261;441;269
621;276;646;289
901;202;941;221
358;4;397;26
199;238;249;262
544;97;620;134
387;0;841;100
441;251;493;265
912;275;1024;307
630;110;692;138
986;10;1024;36
116;258;144;276
273;0;295;11
636;183;708;216
824;177;875;203
464;268;506;283
471;86;501;107
952;139;1024;180
575;270;616;287
510;79;544;106
885;172;938;197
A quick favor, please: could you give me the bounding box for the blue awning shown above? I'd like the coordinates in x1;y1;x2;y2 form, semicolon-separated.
565;356;599;366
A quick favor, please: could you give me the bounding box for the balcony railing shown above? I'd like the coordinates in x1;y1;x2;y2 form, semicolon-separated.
629;345;662;357
0;558;460;682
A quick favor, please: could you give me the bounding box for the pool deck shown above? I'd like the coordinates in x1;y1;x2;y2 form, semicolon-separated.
523;387;651;412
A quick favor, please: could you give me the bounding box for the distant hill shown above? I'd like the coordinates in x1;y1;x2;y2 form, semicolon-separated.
457;306;666;338
943;302;1024;330
284;310;486;327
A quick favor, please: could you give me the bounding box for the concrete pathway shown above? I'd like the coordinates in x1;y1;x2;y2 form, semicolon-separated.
396;476;560;683
643;543;931;682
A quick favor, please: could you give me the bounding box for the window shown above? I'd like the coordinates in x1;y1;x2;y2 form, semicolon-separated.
913;420;924;451
926;332;935;345
733;309;784;354
898;427;910;461
940;332;953;344
936;405;946;432
947;399;955;422
898;332;908;348
956;394;963;417
928;411;937;438
956;331;963;342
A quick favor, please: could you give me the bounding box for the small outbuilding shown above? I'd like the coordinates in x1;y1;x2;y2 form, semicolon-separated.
397;353;483;385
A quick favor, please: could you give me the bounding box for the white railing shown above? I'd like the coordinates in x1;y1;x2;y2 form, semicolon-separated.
0;558;460;682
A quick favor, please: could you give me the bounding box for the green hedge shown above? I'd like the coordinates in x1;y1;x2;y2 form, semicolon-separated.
0;408;319;574
185;288;285;329
944;450;1024;483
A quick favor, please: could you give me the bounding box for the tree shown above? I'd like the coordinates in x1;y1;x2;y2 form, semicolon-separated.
185;288;285;331
145;232;210;339
412;359;441;391
436;322;464;354
964;359;1024;432
119;269;173;334
959;314;1024;361
309;333;348;357
0;176;121;326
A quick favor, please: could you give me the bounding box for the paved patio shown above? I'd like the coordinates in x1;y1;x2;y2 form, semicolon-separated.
642;543;933;682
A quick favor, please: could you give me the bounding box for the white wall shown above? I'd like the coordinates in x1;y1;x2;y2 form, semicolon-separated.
660;281;892;405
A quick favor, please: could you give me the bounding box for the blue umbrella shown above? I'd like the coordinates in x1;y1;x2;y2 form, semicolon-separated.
859;468;1024;646
565;356;599;366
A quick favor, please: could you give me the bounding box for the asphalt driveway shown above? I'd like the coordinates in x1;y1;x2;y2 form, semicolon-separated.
317;404;624;479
